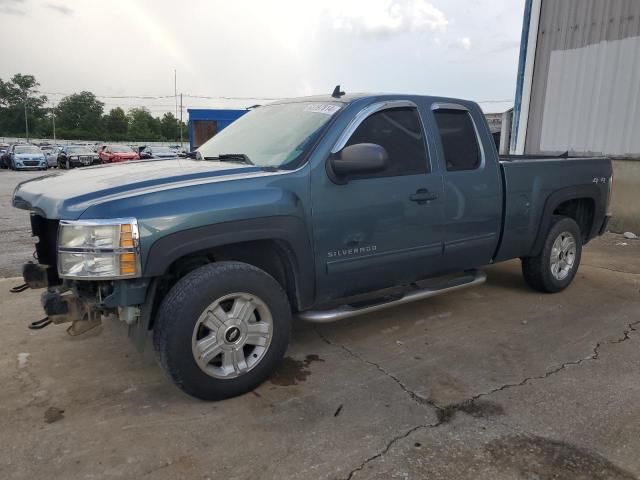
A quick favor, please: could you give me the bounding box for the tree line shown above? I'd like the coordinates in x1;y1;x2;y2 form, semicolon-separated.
0;73;187;142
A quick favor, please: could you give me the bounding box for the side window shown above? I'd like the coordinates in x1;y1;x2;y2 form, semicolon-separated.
345;107;429;179
433;109;481;171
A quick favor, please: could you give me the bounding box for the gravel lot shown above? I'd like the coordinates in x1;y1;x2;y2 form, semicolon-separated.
1;169;640;480
0;170;41;277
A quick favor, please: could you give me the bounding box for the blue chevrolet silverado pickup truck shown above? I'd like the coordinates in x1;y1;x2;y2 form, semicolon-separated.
13;92;612;400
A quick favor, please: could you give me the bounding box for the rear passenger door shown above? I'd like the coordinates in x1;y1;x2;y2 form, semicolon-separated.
430;103;502;270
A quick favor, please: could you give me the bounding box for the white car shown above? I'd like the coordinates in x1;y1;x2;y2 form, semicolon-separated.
39;145;60;168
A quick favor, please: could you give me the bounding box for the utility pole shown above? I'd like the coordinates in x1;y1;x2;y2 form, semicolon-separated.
51;105;56;144
24;96;29;142
179;93;183;150
174;69;178;124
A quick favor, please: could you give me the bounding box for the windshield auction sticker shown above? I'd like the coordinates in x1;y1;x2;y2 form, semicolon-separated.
304;104;341;115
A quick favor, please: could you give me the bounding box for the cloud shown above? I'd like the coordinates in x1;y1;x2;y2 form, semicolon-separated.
0;0;26;16
0;0;525;112
449;36;472;50
328;0;448;37
45;3;72;15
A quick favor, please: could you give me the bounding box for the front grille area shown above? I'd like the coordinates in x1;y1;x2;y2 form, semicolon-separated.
23;160;40;166
79;156;92;162
30;214;62;286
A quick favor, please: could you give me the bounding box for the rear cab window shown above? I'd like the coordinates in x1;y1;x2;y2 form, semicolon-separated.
433;109;482;172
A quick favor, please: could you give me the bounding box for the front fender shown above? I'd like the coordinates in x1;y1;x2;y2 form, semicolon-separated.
143;215;315;308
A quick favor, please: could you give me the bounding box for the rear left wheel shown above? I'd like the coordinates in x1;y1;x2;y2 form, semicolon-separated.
153;261;291;400
522;216;582;293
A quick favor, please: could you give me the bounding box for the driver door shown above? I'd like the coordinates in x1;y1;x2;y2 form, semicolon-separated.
310;102;445;303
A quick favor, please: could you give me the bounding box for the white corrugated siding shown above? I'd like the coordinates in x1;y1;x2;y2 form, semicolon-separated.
525;0;640;157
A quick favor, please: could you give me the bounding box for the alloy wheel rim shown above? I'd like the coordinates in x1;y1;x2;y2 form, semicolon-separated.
191;292;273;379
550;231;576;281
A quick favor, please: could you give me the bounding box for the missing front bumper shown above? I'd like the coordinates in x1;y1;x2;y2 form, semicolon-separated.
39;289;102;335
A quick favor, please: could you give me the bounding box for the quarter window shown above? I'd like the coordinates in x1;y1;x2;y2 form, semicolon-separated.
345;107;429;178
433;109;481;171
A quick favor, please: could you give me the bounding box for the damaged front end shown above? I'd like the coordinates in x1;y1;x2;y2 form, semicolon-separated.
39;282;105;335
18;213;151;342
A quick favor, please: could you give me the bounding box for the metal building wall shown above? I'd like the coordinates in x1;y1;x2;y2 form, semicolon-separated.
524;0;640;156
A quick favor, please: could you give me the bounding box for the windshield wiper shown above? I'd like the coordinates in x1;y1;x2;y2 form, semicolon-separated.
203;153;253;165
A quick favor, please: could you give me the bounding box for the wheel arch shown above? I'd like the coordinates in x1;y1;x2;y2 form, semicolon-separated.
144;216;315;313
529;185;603;257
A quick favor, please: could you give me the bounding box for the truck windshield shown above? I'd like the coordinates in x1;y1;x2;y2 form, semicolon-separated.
197;102;342;169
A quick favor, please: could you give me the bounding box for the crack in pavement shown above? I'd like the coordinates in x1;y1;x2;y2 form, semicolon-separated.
314;328;444;412
315;328;471;480
342;422;437;480
317;319;640;480
611;320;640;344
460;340;606;406
582;263;640;275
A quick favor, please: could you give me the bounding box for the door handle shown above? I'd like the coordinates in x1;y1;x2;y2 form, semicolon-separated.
410;189;438;204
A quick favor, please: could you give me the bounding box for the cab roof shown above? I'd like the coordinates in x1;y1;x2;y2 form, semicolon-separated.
270;92;480;110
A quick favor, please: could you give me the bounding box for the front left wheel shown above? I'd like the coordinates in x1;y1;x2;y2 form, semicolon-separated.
153;261;291;400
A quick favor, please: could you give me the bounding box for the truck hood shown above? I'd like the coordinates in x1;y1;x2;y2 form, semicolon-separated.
13;158;265;219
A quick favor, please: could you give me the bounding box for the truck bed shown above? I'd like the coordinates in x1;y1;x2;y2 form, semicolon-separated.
494;155;612;262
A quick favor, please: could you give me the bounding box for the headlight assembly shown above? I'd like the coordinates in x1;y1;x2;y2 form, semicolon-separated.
57;218;140;279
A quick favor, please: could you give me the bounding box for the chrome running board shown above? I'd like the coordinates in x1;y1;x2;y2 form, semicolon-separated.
297;270;486;323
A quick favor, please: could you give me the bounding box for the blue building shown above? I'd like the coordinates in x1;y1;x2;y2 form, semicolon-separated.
187;108;247;151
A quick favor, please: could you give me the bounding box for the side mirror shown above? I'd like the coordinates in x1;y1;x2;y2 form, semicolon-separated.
327;143;389;184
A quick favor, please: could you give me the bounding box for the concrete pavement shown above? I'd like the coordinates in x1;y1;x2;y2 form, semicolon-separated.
1;170;639;479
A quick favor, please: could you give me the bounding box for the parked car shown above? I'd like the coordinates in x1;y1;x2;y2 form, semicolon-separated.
57;145;100;169
50;146;64;162
13;93;612;401
0;143;10;168
139;145;178;159
39;145;59;168
99;144;139;164
4;144;48;170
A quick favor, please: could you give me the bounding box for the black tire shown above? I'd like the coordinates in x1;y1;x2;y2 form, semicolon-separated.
521;216;582;293
153;261;291;400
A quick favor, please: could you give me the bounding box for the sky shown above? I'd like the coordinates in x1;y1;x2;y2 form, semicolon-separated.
0;0;525;116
